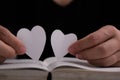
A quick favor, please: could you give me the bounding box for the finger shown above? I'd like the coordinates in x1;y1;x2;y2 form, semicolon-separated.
76;38;120;60
0;40;16;58
88;50;120;67
112;61;120;67
69;25;118;55
0;25;26;55
0;56;6;64
88;54;117;67
112;51;120;67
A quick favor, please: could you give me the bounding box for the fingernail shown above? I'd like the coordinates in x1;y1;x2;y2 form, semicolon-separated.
76;54;82;59
68;49;75;56
19;47;26;54
68;46;76;55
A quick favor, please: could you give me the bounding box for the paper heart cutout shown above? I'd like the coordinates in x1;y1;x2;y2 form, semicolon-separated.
51;29;77;58
17;25;46;60
53;0;73;7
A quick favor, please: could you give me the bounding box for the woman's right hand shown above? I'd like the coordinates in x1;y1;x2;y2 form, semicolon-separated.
0;25;26;63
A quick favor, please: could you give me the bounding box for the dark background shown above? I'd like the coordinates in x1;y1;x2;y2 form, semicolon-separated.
0;0;120;60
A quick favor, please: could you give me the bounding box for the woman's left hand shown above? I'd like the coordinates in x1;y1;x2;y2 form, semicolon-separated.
69;25;120;67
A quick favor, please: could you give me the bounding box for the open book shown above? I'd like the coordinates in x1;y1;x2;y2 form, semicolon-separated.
1;57;120;72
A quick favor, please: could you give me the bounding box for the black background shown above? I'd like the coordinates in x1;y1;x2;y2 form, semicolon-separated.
0;0;120;60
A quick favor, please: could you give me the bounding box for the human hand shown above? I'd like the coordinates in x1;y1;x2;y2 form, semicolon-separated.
0;25;26;63
68;25;120;67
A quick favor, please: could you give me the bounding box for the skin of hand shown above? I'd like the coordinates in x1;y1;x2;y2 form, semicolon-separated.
53;0;73;7
68;25;120;67
0;25;26;63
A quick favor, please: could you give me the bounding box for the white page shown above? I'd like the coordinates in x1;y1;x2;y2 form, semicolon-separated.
1;58;120;72
44;57;120;72
0;59;49;71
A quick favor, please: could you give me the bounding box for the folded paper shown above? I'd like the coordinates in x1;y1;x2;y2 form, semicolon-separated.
17;25;77;60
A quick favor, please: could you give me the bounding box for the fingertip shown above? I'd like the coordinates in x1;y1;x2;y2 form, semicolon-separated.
17;46;26;55
76;54;83;59
68;46;74;55
0;56;6;64
68;45;78;56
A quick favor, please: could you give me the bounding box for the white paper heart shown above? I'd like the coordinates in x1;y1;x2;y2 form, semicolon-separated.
17;25;46;60
51;29;77;58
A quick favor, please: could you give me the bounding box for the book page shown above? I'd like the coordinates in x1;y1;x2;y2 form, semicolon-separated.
44;57;120;72
0;59;49;71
